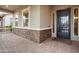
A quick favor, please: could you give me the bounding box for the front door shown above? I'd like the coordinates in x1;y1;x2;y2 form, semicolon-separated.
57;8;71;39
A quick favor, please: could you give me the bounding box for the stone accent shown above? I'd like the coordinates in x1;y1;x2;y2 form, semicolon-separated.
0;28;5;32
0;29;3;32
12;28;51;43
40;29;51;42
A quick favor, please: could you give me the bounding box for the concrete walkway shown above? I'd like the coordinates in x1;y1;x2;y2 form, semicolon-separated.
0;32;79;53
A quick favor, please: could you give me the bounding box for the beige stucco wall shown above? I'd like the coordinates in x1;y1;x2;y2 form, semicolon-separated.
13;5;51;29
28;5;51;29
30;5;40;29
40;5;51;29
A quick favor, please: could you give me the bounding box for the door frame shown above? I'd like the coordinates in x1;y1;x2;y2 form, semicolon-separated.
56;8;71;39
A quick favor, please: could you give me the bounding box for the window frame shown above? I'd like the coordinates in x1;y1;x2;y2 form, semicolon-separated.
21;7;31;27
73;7;79;37
14;14;19;27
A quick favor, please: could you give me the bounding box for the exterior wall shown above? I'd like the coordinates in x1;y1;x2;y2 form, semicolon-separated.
12;5;51;43
12;28;40;42
40;29;51;42
13;5;51;29
30;5;40;29
39;5;51;42
13;5;40;29
12;5;79;42
40;5;51;28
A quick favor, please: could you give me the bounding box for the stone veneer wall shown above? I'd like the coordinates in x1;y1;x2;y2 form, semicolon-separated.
0;29;3;32
0;28;6;32
12;28;51;43
40;29;51;42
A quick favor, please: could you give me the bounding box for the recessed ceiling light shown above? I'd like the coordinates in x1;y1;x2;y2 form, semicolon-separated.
5;5;8;8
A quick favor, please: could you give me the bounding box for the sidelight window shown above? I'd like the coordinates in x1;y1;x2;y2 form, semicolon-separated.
73;8;78;36
52;13;55;33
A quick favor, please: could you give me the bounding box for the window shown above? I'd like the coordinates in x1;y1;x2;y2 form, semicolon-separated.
74;19;78;35
74;8;78;36
22;7;30;27
52;13;55;33
23;11;29;26
15;15;19;27
74;8;78;17
15;19;18;26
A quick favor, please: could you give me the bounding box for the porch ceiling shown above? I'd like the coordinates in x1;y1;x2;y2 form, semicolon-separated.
0;5;29;13
0;5;79;13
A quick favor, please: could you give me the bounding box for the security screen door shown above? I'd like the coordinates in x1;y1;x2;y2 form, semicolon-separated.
57;8;71;39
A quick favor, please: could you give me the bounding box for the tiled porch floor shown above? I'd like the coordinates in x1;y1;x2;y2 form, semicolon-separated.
0;32;79;53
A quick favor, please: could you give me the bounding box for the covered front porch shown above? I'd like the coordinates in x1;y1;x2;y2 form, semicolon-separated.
0;5;79;53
